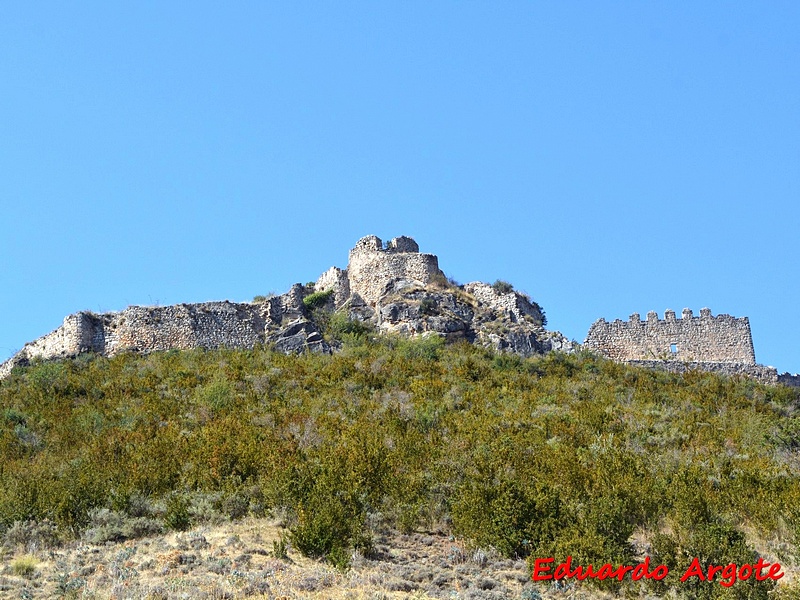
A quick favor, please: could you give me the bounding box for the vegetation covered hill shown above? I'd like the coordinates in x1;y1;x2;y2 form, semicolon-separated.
1;331;799;598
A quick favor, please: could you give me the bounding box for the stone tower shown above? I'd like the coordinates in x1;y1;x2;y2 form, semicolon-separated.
345;235;443;306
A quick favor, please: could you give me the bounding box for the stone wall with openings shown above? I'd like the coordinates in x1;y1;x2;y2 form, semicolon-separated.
585;308;756;364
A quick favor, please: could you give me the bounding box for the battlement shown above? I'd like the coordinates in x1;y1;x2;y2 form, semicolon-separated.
585;308;756;364
346;235;442;305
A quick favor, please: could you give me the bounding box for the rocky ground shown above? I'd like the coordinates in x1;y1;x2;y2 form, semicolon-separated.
2;518;798;599
0;517;564;600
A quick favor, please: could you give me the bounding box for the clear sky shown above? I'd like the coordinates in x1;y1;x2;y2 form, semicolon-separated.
1;3;798;373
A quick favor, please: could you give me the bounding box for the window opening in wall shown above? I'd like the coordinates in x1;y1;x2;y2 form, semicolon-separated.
670;343;678;354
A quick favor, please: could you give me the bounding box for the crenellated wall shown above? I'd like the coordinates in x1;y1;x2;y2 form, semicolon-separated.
585;308;756;364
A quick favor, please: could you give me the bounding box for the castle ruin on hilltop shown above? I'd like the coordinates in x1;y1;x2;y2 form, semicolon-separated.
0;235;569;380
1;235;790;384
585;309;778;382
315;235;444;308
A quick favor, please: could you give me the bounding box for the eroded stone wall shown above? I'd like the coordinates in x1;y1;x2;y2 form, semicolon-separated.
347;235;443;306
464;282;544;325
585;308;756;364
629;361;778;384
315;266;350;308
0;286;318;379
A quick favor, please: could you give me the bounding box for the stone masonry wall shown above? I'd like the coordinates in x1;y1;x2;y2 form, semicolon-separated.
464;282;544;325
585;308;756;364
0;288;314;379
346;235;443;306
315;266;351;308
629;360;777;384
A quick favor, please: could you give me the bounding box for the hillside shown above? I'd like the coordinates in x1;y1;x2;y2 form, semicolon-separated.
1;333;799;599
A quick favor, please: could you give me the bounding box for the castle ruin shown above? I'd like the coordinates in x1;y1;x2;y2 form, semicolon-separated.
585;308;777;382
1;235;569;379
2;236;789;384
344;235;444;306
0;287;322;380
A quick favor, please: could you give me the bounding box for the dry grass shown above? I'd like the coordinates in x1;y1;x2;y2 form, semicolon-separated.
10;554;38;578
2;517;797;599
0;517;536;599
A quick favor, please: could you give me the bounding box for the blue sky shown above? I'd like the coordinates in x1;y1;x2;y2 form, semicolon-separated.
1;2;798;372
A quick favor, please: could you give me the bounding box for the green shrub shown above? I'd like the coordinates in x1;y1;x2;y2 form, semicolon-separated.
290;496;361;561
428;272;454;290
530;301;546;326
272;533;290;559
302;288;334;310
163;494;192;531
11;554;37;578
419;297;437;315
2;519;60;551
221;490;250;520
84;508;163;543
327;544;352;571
396;335;445;361
491;279;514;294
650;521;775;599
194;379;235;413
452;477;560;558
324;311;374;342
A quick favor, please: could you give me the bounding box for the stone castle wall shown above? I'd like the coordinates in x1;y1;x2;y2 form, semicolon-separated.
629;360;777;384
585;308;756;364
346;235;443;306
1;235;446;379
315;267;350;308
0;288;314;379
464;282;544;325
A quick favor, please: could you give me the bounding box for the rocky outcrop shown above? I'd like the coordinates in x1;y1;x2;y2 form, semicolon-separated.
344;279;572;358
313;236;573;358
0;234;573;379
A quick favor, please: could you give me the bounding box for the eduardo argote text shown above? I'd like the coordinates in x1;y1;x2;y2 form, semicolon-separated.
532;556;784;588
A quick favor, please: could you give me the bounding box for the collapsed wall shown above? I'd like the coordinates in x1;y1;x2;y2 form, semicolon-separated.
0;286;326;379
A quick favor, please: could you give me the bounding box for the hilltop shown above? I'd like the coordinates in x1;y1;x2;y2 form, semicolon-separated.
1;235;799;599
1;235;572;380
